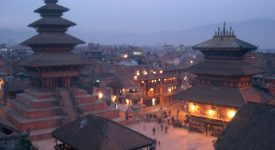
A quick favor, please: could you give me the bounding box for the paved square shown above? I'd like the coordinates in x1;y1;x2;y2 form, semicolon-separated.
128;122;216;150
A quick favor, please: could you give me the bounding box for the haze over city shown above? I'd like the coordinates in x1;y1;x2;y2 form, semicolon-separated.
1;0;275;48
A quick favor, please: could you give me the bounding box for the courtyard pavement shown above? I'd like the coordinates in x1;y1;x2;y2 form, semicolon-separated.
128;122;216;150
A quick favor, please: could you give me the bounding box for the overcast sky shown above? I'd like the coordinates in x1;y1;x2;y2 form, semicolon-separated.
0;0;274;33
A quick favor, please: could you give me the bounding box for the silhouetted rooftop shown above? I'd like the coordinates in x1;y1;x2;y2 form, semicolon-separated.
215;102;275;150
52;115;154;150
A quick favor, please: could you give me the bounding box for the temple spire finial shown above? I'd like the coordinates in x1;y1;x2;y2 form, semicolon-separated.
223;22;226;35
45;0;58;4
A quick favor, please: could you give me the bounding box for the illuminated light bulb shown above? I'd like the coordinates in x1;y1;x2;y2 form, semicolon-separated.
143;70;148;75
98;92;103;100
111;96;116;102
126;99;130;106
190;104;196;111
123;54;128;58
227;110;236;119
152;98;156;106
208;109;215;117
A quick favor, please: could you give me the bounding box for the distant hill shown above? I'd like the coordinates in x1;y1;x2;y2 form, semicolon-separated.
149;19;275;49
1;19;275;49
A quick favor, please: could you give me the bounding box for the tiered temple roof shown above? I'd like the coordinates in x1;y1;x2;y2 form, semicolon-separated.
175;85;271;108
188;60;263;76
175;23;271;108
193;22;257;60
20;0;88;67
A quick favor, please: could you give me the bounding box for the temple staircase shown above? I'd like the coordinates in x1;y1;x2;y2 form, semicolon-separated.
0;88;121;141
57;89;78;124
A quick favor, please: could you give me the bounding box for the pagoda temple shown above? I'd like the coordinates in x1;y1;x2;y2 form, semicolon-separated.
0;0;119;140
175;23;273;134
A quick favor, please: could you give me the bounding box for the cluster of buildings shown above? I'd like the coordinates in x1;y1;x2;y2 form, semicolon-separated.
0;0;275;150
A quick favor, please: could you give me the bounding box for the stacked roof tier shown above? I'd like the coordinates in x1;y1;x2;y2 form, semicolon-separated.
193;24;257;60
22;0;84;52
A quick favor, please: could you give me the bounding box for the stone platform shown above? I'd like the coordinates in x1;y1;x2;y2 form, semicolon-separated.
0;88;120;140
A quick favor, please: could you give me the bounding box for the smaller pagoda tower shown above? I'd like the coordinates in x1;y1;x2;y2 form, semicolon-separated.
175;23;272;134
20;0;89;90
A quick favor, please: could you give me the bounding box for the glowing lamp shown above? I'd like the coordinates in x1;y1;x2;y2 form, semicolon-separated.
189;104;196;111
126;99;130;106
208;109;215;117
0;78;4;90
227;110;236;119
111;96;116;102
143;70;148;75
123;54;128;58
98;92;103;100
152;98;156;106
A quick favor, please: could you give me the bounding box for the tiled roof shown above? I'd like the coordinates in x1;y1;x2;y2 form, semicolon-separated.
29;17;76;27
22;33;84;46
52;115;154;150
193;36;257;51
19;52;91;67
215;102;275;150
174;85;272;108
188;60;263;76
34;4;69;13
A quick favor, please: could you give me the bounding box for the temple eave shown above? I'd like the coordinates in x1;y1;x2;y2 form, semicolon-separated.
28;17;76;27
21;33;85;46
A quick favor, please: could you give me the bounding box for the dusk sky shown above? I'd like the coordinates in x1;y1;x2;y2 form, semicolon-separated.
1;0;275;33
